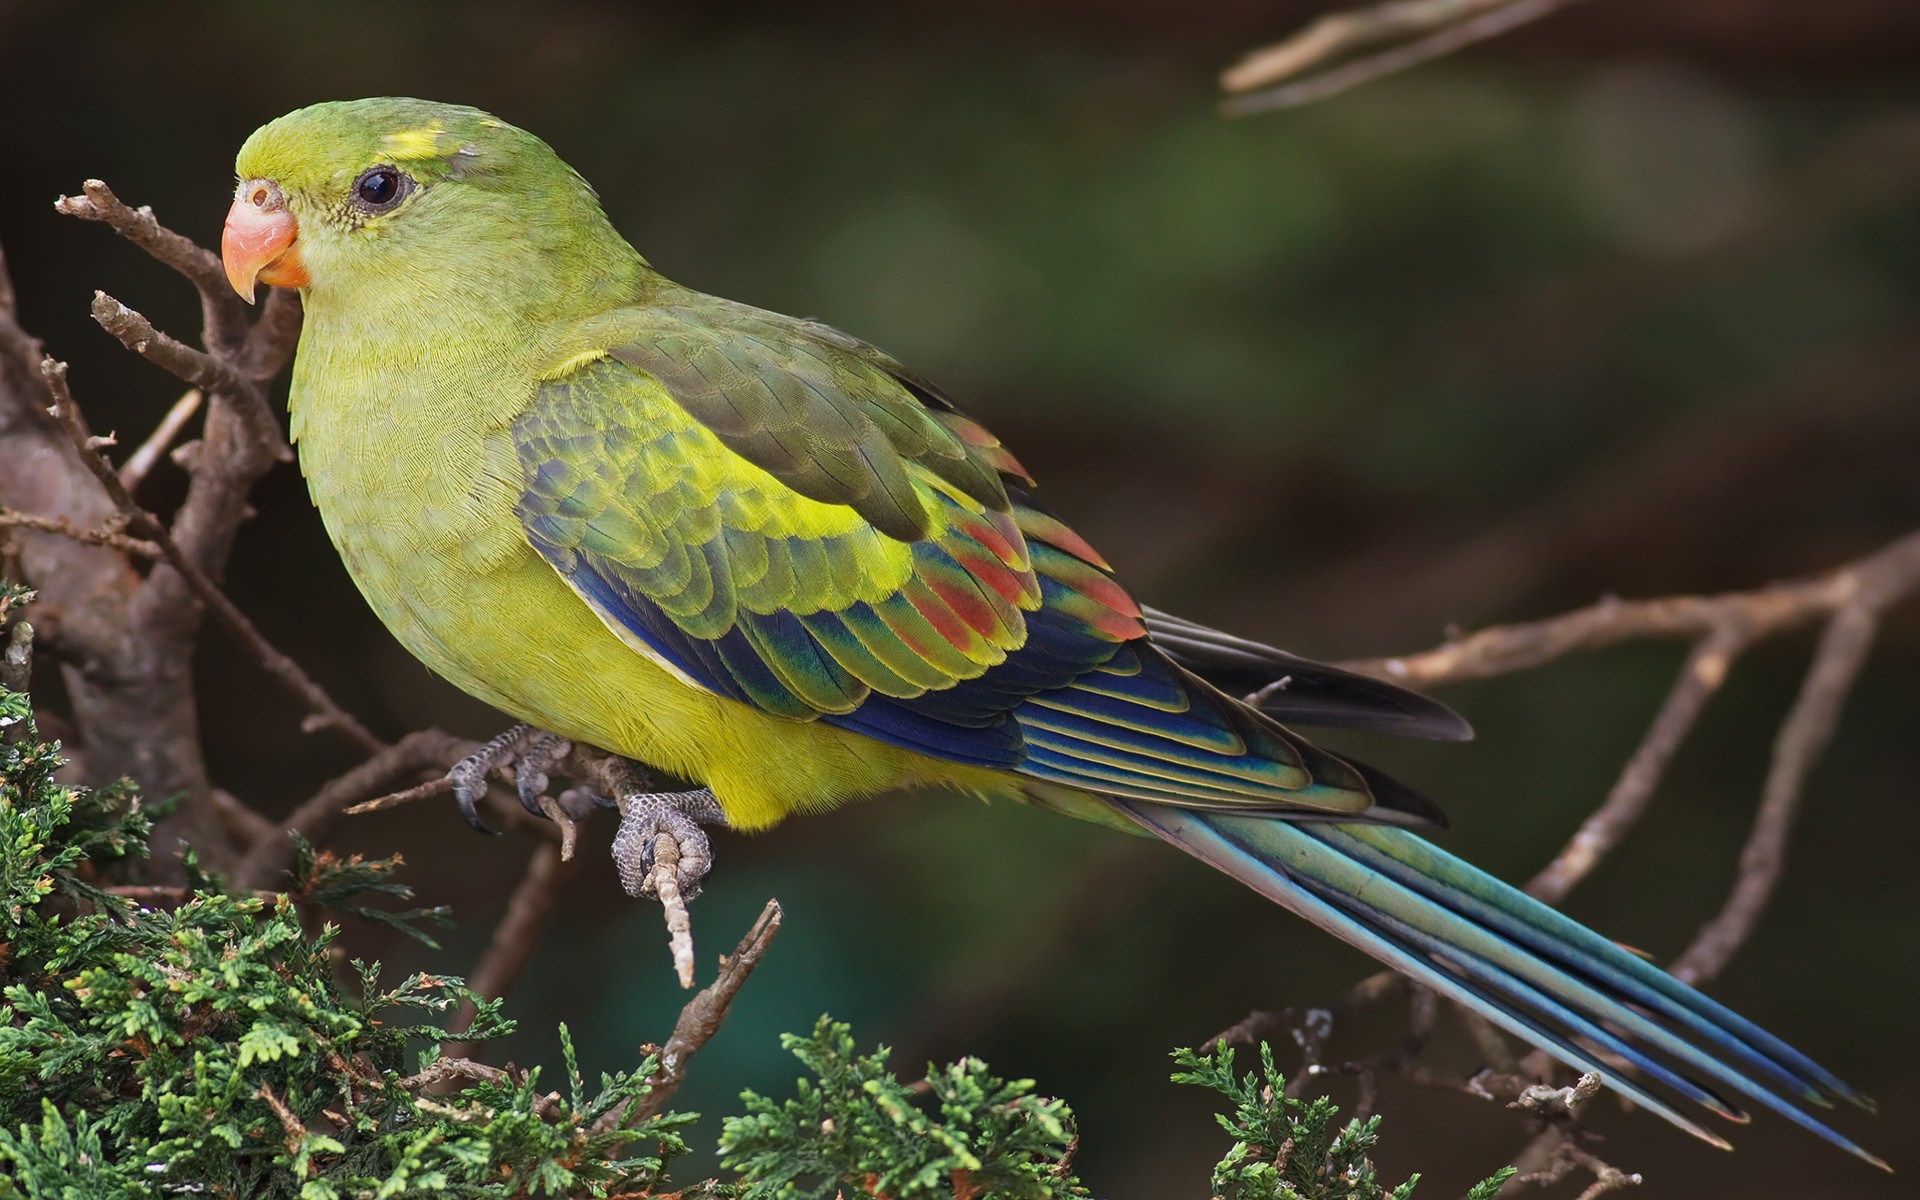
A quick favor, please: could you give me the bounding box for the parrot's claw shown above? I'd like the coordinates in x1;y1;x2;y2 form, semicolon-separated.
513;730;576;817
449;723;540;834
610;787;728;900
448;723;596;830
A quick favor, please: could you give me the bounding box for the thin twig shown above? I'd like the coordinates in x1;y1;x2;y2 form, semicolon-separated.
0;509;161;560
54;178;252;353
600;898;783;1131
255;1083;308;1152
90;292;285;457
399;1057;509;1092
108;884;282;905
344;775;457;814
38;357;381;755
117;388;203;493
1671;604;1882;986
1222;0;1596;114
235;729;475;889
1526;624;1747;905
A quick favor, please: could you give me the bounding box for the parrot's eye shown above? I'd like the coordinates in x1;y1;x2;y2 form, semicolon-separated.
350;165;412;214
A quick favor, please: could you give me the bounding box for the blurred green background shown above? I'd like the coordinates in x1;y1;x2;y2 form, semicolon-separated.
3;2;1916;1195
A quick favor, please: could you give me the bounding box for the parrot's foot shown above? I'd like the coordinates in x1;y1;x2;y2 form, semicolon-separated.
609;787;728;901
449;723;595;833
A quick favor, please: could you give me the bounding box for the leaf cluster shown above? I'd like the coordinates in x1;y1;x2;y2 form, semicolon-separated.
720;1016;1088;1200
1171;1043;1515;1200
0;670;698;1199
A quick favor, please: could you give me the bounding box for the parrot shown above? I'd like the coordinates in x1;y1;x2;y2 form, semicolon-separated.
219;97;1879;1167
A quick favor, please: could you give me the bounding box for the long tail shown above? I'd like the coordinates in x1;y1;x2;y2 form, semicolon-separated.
1111;800;1886;1169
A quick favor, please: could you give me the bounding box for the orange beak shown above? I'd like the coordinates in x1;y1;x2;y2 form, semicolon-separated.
222;178;309;302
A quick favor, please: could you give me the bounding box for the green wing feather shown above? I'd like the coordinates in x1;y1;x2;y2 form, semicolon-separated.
516;302;1042;722
516;293;1405;815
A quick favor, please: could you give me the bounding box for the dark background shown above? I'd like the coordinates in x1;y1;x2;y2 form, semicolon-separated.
2;2;1915;1195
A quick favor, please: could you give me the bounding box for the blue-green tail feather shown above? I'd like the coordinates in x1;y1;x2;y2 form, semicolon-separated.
1109;801;1887;1170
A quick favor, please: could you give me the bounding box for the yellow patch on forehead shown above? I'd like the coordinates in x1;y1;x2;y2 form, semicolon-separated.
380;126;447;160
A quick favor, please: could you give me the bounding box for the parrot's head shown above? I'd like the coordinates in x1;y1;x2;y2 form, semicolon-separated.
224;97;637;309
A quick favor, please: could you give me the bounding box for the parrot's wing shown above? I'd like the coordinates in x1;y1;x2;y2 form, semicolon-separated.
513;298;1440;822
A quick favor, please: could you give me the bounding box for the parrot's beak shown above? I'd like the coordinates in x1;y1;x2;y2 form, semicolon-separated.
223;178;309;302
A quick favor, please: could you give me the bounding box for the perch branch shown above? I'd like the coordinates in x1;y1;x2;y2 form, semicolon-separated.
650;833;697;989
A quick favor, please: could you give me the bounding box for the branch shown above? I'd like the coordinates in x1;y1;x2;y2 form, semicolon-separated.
1525;625;1744;905
1670;602;1881;986
234;729;474;890
603;898;783;1130
89;292;284;456
1341;531;1920;687
1221;0;1597;114
117;388;203;494
649;834;697;989
1221;535;1920;1188
0;509;161;561
54;178;251;353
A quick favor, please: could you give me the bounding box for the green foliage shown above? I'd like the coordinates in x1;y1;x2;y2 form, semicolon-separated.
1172;1044;1515;1200
0;670;700;1199
720;1016;1088;1200
287;832;452;948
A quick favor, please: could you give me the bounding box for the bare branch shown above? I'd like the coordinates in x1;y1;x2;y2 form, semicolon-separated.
0;508;161;561
1526;625;1746;905
605;898;782;1129
254;1083;308;1153
650;834;697;989
107;884;282;905
1342;531;1920;687
89;293;285;458
240;287;304;380
344;774;456;815
39;358;381;756
1222;0;1596;114
235;729;474;889
1671;603;1881;985
117;388;203;493
54;178;251;352
399;1056;509;1093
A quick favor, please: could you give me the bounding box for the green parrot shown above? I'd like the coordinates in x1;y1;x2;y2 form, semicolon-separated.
221;97;1879;1166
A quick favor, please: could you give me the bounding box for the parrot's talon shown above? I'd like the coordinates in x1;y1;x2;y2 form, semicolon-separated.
514;731;573;816
447;723;542;834
610;787;727;900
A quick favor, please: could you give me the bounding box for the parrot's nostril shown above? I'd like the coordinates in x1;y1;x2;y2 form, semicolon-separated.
250;186;269;208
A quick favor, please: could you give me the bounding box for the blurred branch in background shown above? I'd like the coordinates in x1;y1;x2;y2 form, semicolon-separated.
1222;0;1600;114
